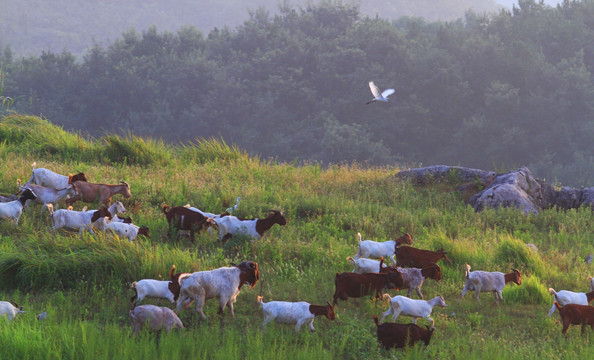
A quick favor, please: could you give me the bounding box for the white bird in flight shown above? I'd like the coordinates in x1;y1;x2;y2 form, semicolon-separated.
366;81;395;104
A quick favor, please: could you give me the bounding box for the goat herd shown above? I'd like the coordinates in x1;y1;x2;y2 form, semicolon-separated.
1;164;594;351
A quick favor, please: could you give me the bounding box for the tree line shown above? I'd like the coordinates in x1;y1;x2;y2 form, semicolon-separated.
1;0;593;185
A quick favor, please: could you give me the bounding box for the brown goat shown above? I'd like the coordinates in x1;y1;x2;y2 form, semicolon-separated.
373;315;434;349
554;302;594;334
333;271;404;305
163;205;217;242
395;246;451;268
167;265;192;303
66;181;131;206
67;172;87;184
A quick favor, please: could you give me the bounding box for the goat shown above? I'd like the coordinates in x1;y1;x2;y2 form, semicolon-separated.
49;201;124;232
379;258;442;299
459;264;521;304
17;179;77;212
0;301;25;321
347;256;388;274
373;315;434;350
130;265;188;308
353;232;413;265
66;181;131;207
0;188;37;226
548;283;594;317
215;210;287;242
24;162;87;188
332;271;404;305
163;204;217;242
380;294;447;329
395;246;451;268
129;305;184;334
553;301;594;334
175;261;260;320
91;216;150;241
257;295;335;332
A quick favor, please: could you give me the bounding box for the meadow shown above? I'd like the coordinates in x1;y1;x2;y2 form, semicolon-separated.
0;115;593;359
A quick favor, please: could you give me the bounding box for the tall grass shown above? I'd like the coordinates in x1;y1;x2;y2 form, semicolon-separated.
1;114;594;359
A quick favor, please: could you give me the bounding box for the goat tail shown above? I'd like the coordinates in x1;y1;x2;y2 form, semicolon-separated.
169;265;176;279
162;204;170;215
346;256;355;264
382;293;391;301
257;295;264;306
46;204;54;215
373;315;380;327
464;263;471;279
357;232;362;244
548;288;557;296
31;162;37;170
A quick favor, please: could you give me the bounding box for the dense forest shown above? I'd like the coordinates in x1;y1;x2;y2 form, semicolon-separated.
0;0;502;57
1;0;594;185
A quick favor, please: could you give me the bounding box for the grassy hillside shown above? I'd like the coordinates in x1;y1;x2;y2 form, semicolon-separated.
0;114;593;359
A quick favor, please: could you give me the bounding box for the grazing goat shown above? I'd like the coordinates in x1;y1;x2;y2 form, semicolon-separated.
91;217;150;241
215;210;287;242
347;256;388;274
257;295;335;332
163;205;217;242
379;258;442;299
380;294;447;329
553;302;594;334
373;315;434;349
0;188;37;226
548;285;594;317
129;305;184;334
66;181;131;206
395;246;451;268
130;265;188;307
49;201;125;232
459;264;521;304
353;232;413;265
24;162;87;189
0;301;25;321
17;179;77;212
333;271;404;305
175;261;260;319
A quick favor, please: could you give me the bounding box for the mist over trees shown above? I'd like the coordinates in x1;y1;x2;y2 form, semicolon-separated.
1;0;594;186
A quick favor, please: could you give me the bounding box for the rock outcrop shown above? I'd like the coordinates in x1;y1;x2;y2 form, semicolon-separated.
397;165;594;214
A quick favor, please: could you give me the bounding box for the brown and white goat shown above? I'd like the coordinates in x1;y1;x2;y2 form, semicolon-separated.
459;264;522;304
163;204;217;242
553;301;594;334
379;258;442;299
373;315;434;349
66;181;131;206
353;232;413;265
215;210;287;242
129;305;184;334
395;246;451;268
332;271;404;305
24;162;87;189
257;295;335;332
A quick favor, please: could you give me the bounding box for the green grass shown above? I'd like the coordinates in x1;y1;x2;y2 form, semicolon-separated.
0;114;593;359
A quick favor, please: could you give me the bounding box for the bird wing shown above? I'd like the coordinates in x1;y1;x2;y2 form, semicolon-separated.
381;88;395;98
368;81;381;98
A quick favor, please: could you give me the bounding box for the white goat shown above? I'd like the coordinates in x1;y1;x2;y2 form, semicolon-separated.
129;305;184;333
380;294;447;329
175;261;259;319
0;189;37;226
547;279;594;317
49;201;126;232
18;180;77;212
130;265;190;307
353;232;412;265
0;301;25;321
91;217;150;241
347;256;387;274
458;264;522;304
257;295;335;332
23;162;86;189
215;210;287;242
